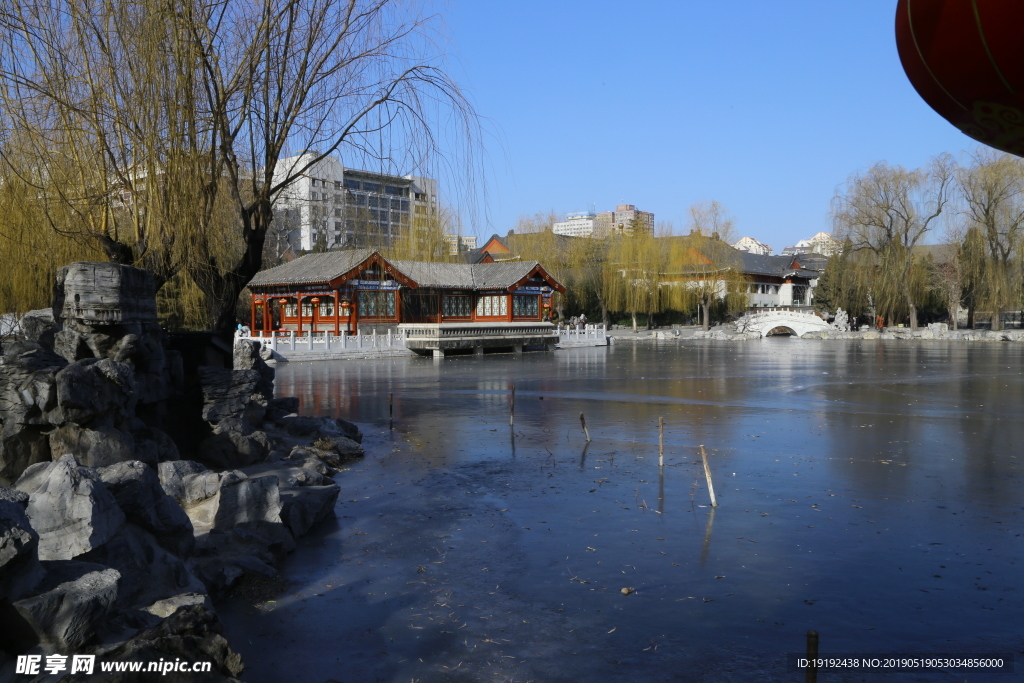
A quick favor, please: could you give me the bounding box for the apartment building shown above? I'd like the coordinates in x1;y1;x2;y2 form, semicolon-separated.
551;205;654;238
594;204;654;236
272;152;438;251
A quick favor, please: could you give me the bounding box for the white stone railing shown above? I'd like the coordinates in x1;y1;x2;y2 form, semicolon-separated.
556;324;606;343
240;329;407;352
399;322;556;339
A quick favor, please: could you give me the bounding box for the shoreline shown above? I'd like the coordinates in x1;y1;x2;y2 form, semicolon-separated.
605;326;1024;343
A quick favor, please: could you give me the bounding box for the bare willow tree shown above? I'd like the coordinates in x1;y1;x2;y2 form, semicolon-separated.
661;201;744;330
604;231;665;331
813;240;872;320
384;205;460;263
955;149;1024;330
0;0;478;331
832;157;953;330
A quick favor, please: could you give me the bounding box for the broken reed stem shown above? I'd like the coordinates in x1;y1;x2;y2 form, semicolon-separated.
658;417;664;467
805;630;819;683
580;412;590;442
699;444;718;507
510;384;515;426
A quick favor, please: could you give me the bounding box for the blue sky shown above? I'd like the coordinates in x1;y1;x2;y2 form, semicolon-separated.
439;1;976;251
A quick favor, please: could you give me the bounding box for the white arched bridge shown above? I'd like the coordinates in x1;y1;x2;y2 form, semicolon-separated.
735;309;833;338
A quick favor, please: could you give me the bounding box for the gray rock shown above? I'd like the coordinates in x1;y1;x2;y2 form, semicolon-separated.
54;262;158;327
0;423;52;487
197;424;271;470
198;367;267;426
15;454;125;560
48;423;137;468
0;485;29;507
18;308;57;345
0;344;65;426
335;418;362;443
281;415;321;436
232;340;275;398
279;485;339;538
212;475;282;531
12;567;120;651
129;424;180;463
158;461;226;506
98;461;194;557
93;604;243;681
0;492;44;602
265;396;299;422
240;462;334;488
327;435;364;459
78;524;204;610
144;592;211;619
51;358;136;426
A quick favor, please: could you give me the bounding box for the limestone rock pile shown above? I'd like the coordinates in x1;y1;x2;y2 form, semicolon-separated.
0;263;183;484
0;262;363;679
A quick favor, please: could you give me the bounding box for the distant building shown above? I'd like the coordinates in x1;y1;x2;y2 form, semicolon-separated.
594;204;654;237
732;236;772;255
442;234;477;254
272;152;439;252
782;231;840;257
552;211;598;237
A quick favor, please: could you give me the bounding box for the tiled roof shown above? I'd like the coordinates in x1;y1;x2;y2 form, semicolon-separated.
249;249;553;291
740;252;818;279
390;259;543;289
249;248;378;287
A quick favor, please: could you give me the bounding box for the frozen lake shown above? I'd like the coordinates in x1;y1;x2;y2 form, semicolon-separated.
220;340;1024;681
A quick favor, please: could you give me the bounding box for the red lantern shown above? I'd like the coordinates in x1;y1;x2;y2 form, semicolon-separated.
310;297;320;304
278;298;288;305
896;1;1024;157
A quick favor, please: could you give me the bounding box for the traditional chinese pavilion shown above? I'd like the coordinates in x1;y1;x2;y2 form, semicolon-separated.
247;249;566;355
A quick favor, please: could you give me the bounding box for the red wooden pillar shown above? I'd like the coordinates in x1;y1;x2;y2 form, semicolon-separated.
296;292;302;337
333;290;340;336
351;291;359;335
437;292;443;323
506;292;513;321
249;297;256;334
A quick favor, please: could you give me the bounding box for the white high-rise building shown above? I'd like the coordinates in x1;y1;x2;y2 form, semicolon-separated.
782;231;840;257
552;211;598;237
272;152;439;251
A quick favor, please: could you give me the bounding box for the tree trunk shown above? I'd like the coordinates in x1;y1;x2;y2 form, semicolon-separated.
908;303;918;331
967;305;975;329
948;305;958;330
631;311;637;332
993;308;1002;331
701;300;710;331
191;204;271;333
646;306;654;330
600;301;609;329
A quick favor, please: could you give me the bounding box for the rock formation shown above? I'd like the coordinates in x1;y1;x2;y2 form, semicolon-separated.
0;261;362;679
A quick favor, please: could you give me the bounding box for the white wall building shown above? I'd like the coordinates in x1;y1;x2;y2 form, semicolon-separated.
552;211;598;237
272;152;439;251
732;236;772;255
